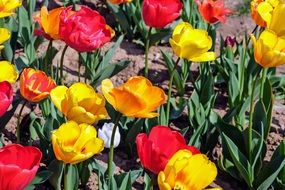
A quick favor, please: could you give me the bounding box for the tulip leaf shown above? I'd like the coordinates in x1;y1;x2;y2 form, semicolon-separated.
252;100;267;140
64;164;79;190
48;160;64;190
222;133;253;186
254;155;285;190
29;170;53;185
144;172;152;190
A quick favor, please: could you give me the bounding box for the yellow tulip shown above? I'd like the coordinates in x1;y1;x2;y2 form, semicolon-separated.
101;76;166;118
251;29;285;68
169;22;216;62
0;0;22;18
158;150;217;190
50;82;108;124
268;2;285;36
52;121;104;164
251;0;279;27
0;28;10;50
0;61;18;84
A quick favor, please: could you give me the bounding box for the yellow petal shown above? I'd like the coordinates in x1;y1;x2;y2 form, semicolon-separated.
269;3;285;36
257;2;274;24
0;61;18;83
190;52;216;62
158;172;172;190
73;123;97;152
50;85;68;114
0;28;10;44
101;79;116;107
67;106;96;124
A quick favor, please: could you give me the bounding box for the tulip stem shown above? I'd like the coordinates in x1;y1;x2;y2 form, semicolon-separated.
259;68;267;99
144;27;152;78
45;40;53;74
248;70;261;163
107;113;122;190
166;57;181;126
60;45;68;85
16;101;27;144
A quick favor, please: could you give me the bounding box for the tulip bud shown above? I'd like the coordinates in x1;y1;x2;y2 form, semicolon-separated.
98;123;121;148
224;36;237;47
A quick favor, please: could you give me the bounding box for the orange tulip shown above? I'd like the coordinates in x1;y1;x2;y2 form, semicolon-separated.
108;0;132;5
20;68;56;102
195;0;232;24
101;76;166;118
34;6;65;40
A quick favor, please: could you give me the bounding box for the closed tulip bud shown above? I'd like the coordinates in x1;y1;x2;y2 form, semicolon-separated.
170;22;216;62
52;121;104;164
98;123;121;148
20;68;56;102
224;36;237;47
0;61;18;84
0;28;11;50
158;150;217;190
136;126;200;174
59;6;114;52
50;82;108;124
0;144;42;190
0;81;13;117
251;0;279;27
251;29;285;68
108;0;132;5
0;0;22;18
34;6;65;40
142;0;183;28
102;76;166;118
195;0;232;24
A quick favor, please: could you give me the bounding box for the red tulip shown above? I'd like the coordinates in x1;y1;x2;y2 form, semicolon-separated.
59;6;114;52
142;0;183;28
0;144;42;190
136;126;200;174
195;0;232;24
0;81;13;117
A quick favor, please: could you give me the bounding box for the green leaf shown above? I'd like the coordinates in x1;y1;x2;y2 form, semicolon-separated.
252;100;267;139
30;170;53;185
254;156;285;190
222;133;253;186
64;164;79;190
143;172;152;190
48;160;64;190
161;50;185;95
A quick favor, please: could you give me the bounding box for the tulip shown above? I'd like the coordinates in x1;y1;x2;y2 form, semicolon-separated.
158;150;217;190
59;6;114;52
108;0;132;5
0;28;11;50
20;68;56;102
98;122;121;148
142;0;183;28
0;0;22;18
268;3;285;36
251;0;279;27
52;121;104;164
224;36;237;47
0;144;42;190
101;76;166;118
136;126;200;174
195;0;232;24
0;61;18;84
251;29;285;68
34;6;65;40
0;81;13;117
170;22;216;62
50;82;107;124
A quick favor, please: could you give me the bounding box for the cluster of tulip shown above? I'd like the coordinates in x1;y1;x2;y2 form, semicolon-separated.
0;0;285;189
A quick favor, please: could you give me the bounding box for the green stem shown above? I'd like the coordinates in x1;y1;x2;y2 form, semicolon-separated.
189;0;193;23
64;163;68;190
60;45;68;85
16;101;27;144
78;59;81;82
259;68;267;99
248;70;261;163
166;58;181;126
144;27;153;77
107;113;122;190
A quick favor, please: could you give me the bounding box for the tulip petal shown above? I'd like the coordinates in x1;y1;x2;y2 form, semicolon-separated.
0;61;18;84
269;3;285;36
158;172;172;190
190;52;216;62
67;106;96;124
50;86;68;114
101;79;116;107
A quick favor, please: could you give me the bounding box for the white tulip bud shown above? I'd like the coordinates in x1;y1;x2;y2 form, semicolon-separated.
98;123;121;148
